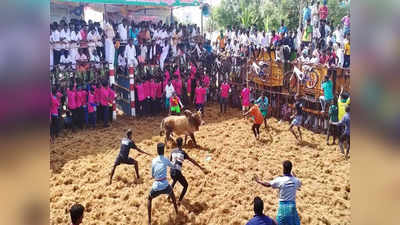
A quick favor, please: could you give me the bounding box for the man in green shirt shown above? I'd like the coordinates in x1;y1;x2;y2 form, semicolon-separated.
319;75;334;112
327;102;339;145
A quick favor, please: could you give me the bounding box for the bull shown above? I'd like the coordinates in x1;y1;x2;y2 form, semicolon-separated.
160;110;205;146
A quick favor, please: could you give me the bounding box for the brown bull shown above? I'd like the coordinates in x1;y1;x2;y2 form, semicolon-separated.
160;110;205;145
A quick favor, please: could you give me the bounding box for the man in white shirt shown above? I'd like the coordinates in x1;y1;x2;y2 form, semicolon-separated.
160;40;170;71
254;160;301;225
124;39;138;67
51;24;62;65
104;21;115;64
117;19;128;43
164;80;175;111
333;26;344;46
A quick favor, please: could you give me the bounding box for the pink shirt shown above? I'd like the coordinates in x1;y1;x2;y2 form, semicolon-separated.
195;87;207;104
150;81;157;99
79;90;87;107
175;79;182;96
136;83;145;101
94;87;101;104
221;83;230;98
319;5;328;20
165;71;170;82
241;88;250;106
88;92;96;113
187;79;192;95
67;89;77;110
174;68;181;80
342;16;350;27
100;87;109;106
203;75;210;88
108;89;115;105
190;64;197;79
143;81;151;98
156;82;163;98
50;95;59;116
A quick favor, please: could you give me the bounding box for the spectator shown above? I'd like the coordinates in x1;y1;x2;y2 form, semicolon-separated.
246;197;277;225
69;203;84;225
320;75;334;112
343;35;350;68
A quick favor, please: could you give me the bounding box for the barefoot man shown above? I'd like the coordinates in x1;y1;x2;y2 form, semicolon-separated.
253;160;301;225
244;101;264;140
148;143;178;225
255;92;269;129
289;95;303;142
170;137;205;204
109;129;150;185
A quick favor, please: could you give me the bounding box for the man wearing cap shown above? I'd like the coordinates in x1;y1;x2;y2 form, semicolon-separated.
109;129;150;185
148;143;178;225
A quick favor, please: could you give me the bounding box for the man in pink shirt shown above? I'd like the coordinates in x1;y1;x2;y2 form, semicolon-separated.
100;82;110;127
136;81;145;116
150;79;157;115
241;85;250;113
79;87;88;127
194;83;207;114
50;89;60;141
94;83;101;123
219;80;230;113
87;87;97;129
75;86;84;129
67;84;77;131
143;80;151;116
107;85;116;122
319;2;328;22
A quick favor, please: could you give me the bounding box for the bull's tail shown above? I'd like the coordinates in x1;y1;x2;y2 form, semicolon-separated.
160;119;165;136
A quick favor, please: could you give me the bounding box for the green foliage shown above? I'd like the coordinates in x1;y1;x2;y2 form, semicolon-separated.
212;0;348;32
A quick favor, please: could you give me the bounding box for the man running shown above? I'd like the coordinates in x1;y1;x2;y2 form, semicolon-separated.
289;95;303;142
109;129;150;185
255;92;269;129
244;101;264;140
253;160;301;225
169;137;205;204
148;143;178;225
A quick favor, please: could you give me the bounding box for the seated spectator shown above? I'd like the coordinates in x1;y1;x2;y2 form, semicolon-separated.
246;196;277;225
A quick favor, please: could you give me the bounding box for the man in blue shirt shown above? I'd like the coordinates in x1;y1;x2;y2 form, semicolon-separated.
330;106;350;159
279;20;288;35
320;75;334;112
148;143;178;225
246;197;277;225
303;3;311;24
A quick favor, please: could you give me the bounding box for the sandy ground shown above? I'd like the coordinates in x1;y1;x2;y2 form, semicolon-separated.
50;104;350;225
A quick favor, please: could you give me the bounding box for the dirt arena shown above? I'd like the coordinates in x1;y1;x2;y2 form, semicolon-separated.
50;104;350;225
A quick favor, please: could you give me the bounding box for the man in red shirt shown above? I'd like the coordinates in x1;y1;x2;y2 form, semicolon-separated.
244;101;264;140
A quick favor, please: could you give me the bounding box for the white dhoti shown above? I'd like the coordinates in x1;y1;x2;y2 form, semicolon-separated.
105;38;115;64
160;53;168;71
127;57;138;67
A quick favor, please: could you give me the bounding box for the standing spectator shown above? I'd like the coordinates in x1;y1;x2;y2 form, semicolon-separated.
278;20;288;35
341;13;351;36
118;18;128;43
311;1;320;27
87;87;96;129
246;197;277;225
327;101;339;145
67;84;77;131
319;1;328;22
219;80;230;113
216;30;226;52
50;90;60;142
303;2;311;24
164;80;175;112
69;204;84;225
335;43;344;67
194;83;207;114
343;35;351;68
104;21;115;64
302;19;313;48
241;85;250;113
319;75;334;112
100;81;110;127
254;160;301;225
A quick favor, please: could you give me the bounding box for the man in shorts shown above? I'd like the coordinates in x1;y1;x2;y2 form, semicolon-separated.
330;106;350;159
244;101;264;140
148;143;178;225
169;137;205;204
109;129;150;185
255;92;269;129
289;95;303;142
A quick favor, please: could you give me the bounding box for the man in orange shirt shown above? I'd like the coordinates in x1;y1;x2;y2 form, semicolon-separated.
216;30;226;52
244;101;264;140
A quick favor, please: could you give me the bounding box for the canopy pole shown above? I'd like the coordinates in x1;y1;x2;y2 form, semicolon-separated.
201;10;203;35
170;7;173;24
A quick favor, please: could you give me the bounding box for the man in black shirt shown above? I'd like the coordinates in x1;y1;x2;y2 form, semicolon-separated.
169;137;205;204
289;95;304;142
109;129;150;185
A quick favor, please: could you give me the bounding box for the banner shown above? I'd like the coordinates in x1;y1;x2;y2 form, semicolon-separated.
57;0;202;7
